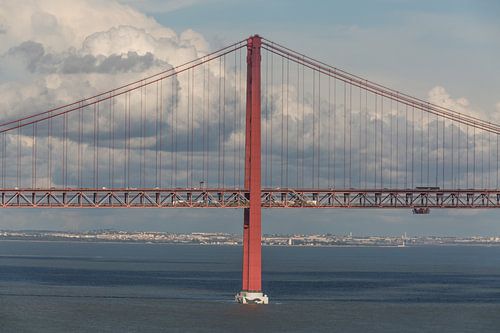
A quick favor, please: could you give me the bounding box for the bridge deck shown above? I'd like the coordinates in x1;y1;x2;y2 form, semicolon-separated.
1;188;499;209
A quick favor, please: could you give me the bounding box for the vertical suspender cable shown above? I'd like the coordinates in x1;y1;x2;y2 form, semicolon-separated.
1;133;5;188
144;84;148;187
481;130;484;188
297;60;300;187
185;70;192;188
264;50;268;186
405;104;408;188
122;95;126;188
238;48;244;187
65;112;69;187
328;75;331;186
380;95;383;187
206;62;210;187
187;70;191;188
364;87;368;188
375;94;378;188
93;104;96;188
111;96;115;188
174;75;178;187
108;96;111;188
301;64;305;187
466;125;469;188
234;51;237;187
218;58;222;187
333;76;336;188
32;125;35;188
457;120;461;188
389;99;393;188
497;134;499;189
78;104;82;188
420;107;423;185
155;81;159;187
281;57;285;187
49;113;52;188
436;113;439;187
2;133;5;188
159;80;163;188
62;115;65;188
202;63;206;187
411;106;414;189
202;63;207;186
488;132;491;188
396;98;399;188
17;123;20;187
427;108;430;185
480;130;484;188
270;52;274;187
191;68;194;188
222;58;226;188
317;69;321;188
451;119;454;187
343;82;347;188
286;57;290;187
348;83;352;188
128;93;132;187
311;69;316;188
34;124;37;188
96;103;100;188
357;88;363;188
140;85;144;187
442;117;445;188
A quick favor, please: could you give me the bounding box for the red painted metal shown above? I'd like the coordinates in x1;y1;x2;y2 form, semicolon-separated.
242;35;262;293
1;188;500;208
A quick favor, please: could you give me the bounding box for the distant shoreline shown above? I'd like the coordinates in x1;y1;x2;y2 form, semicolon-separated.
2;230;499;247
2;238;500;248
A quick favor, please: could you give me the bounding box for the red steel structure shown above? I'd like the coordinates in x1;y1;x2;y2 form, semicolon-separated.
1;35;500;304
0;188;499;209
238;35;266;304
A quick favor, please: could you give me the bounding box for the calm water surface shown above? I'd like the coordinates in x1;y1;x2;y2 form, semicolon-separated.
1;241;500;332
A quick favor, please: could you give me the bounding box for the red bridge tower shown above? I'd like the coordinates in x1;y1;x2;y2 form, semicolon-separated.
235;35;268;304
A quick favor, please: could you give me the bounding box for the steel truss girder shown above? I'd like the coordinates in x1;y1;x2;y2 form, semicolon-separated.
260;189;500;208
0;189;248;208
0;188;500;209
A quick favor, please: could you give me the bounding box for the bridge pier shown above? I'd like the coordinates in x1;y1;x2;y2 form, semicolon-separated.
235;35;268;305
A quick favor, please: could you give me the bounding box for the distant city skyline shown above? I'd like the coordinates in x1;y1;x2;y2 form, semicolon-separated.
4;229;500;247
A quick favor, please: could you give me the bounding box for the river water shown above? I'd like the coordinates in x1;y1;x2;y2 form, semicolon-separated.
1;241;499;332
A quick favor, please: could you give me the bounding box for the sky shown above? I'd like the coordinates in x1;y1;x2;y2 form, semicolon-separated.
0;0;499;236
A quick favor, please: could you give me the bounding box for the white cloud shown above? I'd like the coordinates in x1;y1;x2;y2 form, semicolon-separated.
428;86;470;113
0;0;181;54
0;0;211;120
428;85;500;123
82;26;207;65
0;0;208;59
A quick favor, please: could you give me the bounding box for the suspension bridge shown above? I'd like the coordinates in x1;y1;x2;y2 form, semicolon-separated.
1;35;500;304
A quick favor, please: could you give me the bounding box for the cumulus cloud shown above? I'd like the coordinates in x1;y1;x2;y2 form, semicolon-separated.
0;0;182;53
428;85;500;123
0;0;209;119
428;86;470;113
